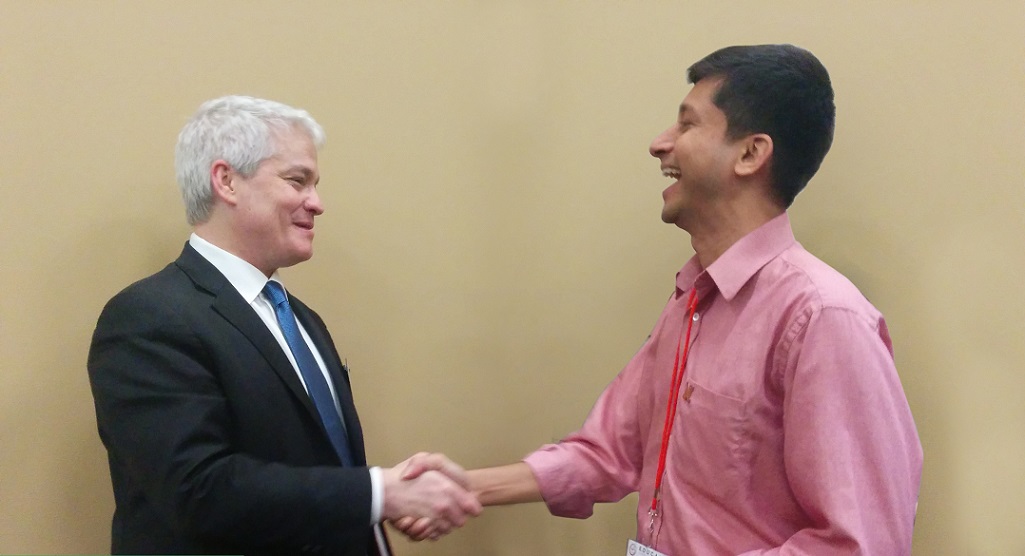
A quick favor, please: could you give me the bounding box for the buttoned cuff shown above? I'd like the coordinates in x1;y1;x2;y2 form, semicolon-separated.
524;446;596;519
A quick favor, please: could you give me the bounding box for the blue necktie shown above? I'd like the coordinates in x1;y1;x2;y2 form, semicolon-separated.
263;281;354;466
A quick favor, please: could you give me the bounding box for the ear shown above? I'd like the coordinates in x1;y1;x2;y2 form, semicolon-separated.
209;160;239;206
734;133;773;179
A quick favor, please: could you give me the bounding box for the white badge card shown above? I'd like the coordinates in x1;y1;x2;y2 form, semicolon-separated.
626;539;670;556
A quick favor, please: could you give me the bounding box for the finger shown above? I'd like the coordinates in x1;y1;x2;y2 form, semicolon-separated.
431;518;454;536
396;517;434;541
390;516;416;533
400;452;434;480
385;519;430;545
430;459;469;490
427;499;458;531
434;499;470;529
422;474;479;525
410;521;447;542
402;453;471;489
401;452;440;480
408;517;433;539
421;453;470;489
451;485;483;517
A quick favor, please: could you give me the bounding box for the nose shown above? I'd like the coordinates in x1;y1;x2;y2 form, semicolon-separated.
306;187;325;216
649;126;675;159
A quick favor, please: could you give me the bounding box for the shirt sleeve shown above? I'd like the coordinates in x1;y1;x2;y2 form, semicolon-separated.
744;306;923;555
523;342;651;519
369;466;382;524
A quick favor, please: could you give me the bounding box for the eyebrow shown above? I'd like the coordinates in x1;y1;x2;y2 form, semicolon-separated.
678;103;696;119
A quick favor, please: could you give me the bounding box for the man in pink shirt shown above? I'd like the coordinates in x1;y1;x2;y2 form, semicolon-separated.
401;44;923;554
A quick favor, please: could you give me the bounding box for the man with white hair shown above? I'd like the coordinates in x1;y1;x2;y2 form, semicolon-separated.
88;95;480;555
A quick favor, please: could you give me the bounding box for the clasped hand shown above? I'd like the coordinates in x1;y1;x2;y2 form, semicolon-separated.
383;452;481;541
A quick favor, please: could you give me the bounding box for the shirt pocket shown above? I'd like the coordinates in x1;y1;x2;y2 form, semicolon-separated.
673;379;749;501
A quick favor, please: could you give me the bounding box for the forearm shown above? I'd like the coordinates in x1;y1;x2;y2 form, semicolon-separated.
468;463;543;506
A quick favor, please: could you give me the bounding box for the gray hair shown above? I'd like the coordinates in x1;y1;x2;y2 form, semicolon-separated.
174;95;326;225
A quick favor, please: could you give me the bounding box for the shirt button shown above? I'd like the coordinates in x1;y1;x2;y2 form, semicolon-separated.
692;312;700;322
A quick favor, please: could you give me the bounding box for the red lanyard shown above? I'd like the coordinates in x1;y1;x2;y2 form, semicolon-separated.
649;288;699;520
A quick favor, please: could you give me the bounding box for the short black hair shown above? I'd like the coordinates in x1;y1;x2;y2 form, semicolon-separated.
688;44;835;207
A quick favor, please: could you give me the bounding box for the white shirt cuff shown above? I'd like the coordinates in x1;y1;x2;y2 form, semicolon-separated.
369;466;383;524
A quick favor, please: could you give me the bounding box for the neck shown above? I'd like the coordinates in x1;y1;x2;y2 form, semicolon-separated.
687;198;784;269
193;220;234;255
193;220;275;278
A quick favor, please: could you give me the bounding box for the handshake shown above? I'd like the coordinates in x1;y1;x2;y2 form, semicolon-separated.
382;452;483;542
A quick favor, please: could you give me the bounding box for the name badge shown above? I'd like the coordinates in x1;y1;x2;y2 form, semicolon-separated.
626;539;670;556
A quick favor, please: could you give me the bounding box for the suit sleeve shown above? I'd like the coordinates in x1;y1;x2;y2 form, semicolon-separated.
87;284;372;551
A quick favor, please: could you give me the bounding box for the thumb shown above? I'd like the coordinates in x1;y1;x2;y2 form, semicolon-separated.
401;452;432;480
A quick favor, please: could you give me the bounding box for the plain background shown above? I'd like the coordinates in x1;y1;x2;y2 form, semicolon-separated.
1;2;1022;554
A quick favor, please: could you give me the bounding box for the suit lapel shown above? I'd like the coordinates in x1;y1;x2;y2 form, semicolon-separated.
173;244;322;426
291;297;367;465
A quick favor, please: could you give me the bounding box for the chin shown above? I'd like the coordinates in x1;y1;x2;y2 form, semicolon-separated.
290;239;315;258
280;247;314;268
661;207;679;224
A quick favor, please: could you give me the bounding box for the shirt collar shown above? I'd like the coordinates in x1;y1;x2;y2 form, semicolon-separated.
675;212;797;301
188;233;282;304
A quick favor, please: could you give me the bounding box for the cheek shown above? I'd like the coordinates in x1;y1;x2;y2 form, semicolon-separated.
673;137;688;158
673;138;700;166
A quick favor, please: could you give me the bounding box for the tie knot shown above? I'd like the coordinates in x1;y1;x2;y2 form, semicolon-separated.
262;280;288;306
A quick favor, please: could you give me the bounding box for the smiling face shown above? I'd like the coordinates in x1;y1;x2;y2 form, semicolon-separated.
649;78;741;230
229;126;323;276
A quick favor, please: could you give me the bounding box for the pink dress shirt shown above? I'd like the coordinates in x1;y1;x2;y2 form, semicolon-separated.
525;213;923;555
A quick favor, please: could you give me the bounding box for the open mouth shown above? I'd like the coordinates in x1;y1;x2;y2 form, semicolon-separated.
662;168;681;180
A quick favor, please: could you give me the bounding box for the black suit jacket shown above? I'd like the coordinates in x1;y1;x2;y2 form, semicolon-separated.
88;243;385;555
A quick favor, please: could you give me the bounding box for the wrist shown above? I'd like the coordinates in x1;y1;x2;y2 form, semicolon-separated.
381;465;403;520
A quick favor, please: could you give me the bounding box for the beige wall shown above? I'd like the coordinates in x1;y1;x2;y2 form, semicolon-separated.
2;1;1022;554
